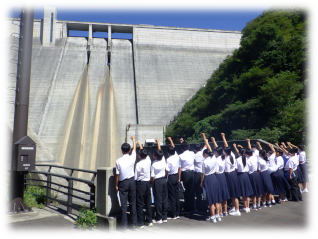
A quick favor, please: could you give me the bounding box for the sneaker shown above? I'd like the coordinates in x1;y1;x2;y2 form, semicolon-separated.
216;216;221;222
176;216;180;219
211;217;217;223
229;211;241;216
262;203;267;208
220;213;223;218
145;222;153;227
247;208;251;212
282;198;288;202
302;188;309;193
257;206;261;210
132;225;136;231
136;225;144;229
271;200;276;205
240;208;249;213
223;212;228;216
163;220;168;223
229;207;235;213
277;199;281;204
251;207;258;211
152;219;163;224
266;202;272;208
167;217;177;220
206;216;211;222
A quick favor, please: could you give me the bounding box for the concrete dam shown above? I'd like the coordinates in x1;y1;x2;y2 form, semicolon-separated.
6;7;242;178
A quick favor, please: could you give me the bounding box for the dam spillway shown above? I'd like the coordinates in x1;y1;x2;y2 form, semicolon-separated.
6;7;242;174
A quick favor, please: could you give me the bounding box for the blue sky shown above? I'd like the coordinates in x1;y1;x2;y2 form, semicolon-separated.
1;1;273;37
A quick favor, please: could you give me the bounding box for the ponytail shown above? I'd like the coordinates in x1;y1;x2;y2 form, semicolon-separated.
259;150;268;161
224;147;234;164
239;148;246;167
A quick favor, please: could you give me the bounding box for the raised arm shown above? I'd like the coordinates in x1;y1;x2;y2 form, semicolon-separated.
155;139;161;150
268;143;275;153
287;142;298;149
221;133;228;148
205;139;212;152
281;142;288;149
137;141;143;149
211;137;218;148
256;141;262;150
233;143;239;154
246;138;251;150
131;136;136;152
167;137;175;148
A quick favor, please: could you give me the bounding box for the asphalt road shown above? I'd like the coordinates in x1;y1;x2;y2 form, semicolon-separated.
1;175;317;238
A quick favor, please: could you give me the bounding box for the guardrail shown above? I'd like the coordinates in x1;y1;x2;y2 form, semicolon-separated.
25;164;97;214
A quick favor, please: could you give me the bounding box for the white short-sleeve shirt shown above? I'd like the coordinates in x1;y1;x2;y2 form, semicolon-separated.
216;155;225;174
224;154;236;173
135;156;151;181
151;157;166;179
267;153;278;174
194;150;204;173
179;150;195;171
166;152;179;175
202;155;219;176
258;158;269;172
299;151;306;164
284;155;297;171
236;156;249;173
275;156;284;170
116;151;136;181
247;155;258;174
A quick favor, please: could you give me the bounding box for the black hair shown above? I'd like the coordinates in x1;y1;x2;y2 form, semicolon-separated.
224;147;234;164
194;143;201;152
251;143;257;148
121;143;131;153
287;148;298;154
215;147;224;160
259;150;268;161
245;149;254;156
239;148;246;167
297;145;305;151
203;149;213;157
167;145;176;155
276;149;283;154
138;148;148;159
153;149;164;160
181;142;190;151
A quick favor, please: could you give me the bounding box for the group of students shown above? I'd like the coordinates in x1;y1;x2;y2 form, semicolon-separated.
115;133;309;230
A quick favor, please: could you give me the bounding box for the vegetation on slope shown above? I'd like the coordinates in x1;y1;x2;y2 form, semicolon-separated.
165;8;307;144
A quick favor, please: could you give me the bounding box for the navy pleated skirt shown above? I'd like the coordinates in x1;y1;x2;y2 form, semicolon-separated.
260;170;274;193
296;165;304;183
225;171;241;198
215;173;230;201
299;163;309;182
270;169;291;195
204;174;222;205
237;172;254;197
248;171;264;196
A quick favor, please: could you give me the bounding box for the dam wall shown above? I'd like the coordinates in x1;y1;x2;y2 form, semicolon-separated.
6;8;241;172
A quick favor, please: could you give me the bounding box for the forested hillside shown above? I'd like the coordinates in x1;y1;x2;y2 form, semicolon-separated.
165;8;307;144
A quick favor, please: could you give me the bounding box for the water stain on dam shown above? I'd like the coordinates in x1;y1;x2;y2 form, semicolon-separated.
58;63;116;181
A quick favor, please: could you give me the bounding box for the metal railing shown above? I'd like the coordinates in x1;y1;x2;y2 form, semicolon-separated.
26;164;97;214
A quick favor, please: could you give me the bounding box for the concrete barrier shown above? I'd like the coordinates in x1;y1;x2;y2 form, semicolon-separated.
96;167;121;230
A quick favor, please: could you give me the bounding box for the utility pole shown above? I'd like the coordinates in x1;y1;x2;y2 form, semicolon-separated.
9;7;34;213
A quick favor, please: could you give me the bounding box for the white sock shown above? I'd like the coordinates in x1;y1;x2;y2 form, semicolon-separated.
253;204;257;208
215;214;219;217
267;201;271;204
272;200;275;203
257;204;260;207
235;209;240;213
211;216;216;219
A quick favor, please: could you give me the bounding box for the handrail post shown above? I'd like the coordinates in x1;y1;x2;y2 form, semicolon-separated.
67;179;73;215
90;184;95;211
46;175;51;206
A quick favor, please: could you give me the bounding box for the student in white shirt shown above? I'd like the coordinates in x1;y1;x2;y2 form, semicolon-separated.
115;136;137;231
151;139;168;223
135;142;153;229
258;150;275;207
166;137;180;219
267;144;291;204
178;141;195;213
193;141;205;212
233;144;254;213
245;138;264;210
211;136;230;217
284;148;302;201
221;133;241;216
200;138;222;223
288;142;309;193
